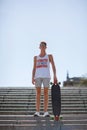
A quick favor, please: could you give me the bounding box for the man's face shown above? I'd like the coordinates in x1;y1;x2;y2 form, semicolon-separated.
39;43;46;49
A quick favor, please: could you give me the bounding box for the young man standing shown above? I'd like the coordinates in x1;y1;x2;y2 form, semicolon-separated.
32;41;58;117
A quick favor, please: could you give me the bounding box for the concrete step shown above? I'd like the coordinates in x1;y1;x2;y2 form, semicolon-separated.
0;101;85;105
0;99;87;103
0;87;87;93
0;114;87;120
0;87;87;129
0;103;86;107
1;92;86;95
0;98;86;103
0;115;87;124
0;109;86;115
0;106;87;110
0;115;87;130
0;111;87;115
0;87;87;116
0;90;87;94
0;95;87;98
0;95;87;99
0;102;86;107
0;118;87;125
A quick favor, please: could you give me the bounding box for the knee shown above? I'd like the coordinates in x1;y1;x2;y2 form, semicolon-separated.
44;88;48;95
36;88;41;95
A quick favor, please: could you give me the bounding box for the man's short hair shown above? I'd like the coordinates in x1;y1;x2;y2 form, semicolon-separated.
40;41;47;46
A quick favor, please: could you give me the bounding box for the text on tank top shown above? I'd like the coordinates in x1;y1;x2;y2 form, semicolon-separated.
35;54;50;78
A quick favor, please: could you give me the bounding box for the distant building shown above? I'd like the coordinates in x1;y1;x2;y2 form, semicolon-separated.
63;72;86;86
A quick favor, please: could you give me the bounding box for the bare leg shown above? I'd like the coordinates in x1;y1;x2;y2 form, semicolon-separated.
44;87;49;112
36;87;41;112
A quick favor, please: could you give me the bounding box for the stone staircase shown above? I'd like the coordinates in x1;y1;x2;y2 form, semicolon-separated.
0;86;87;130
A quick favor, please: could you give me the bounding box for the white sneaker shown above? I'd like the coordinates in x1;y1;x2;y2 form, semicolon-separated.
34;112;40;117
43;112;50;117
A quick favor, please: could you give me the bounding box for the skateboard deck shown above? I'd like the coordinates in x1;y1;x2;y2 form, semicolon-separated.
51;83;61;118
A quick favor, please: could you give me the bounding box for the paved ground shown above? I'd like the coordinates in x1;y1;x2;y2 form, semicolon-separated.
0;114;87;130
0;122;87;130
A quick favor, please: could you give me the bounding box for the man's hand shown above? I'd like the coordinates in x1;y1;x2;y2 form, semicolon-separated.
53;76;58;84
32;78;35;85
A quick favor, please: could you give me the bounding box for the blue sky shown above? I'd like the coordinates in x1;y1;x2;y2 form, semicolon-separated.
0;0;87;87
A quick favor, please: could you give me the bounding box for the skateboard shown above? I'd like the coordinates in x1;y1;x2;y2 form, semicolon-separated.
51;83;61;121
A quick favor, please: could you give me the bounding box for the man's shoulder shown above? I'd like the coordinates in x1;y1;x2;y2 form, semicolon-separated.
34;56;37;58
48;54;53;62
48;54;52;56
34;56;37;60
48;54;53;58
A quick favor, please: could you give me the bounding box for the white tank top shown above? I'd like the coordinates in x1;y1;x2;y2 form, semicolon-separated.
34;54;50;79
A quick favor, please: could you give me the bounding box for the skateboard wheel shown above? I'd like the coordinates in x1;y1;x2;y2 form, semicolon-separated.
60;115;63;120
50;115;54;120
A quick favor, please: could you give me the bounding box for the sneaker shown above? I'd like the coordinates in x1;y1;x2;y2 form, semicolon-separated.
43;112;50;117
34;112;40;117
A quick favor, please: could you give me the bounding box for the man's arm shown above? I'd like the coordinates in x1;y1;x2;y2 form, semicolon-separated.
32;56;37;84
49;54;58;83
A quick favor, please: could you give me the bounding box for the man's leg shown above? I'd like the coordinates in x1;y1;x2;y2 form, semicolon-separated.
36;87;41;112
44;87;49;112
